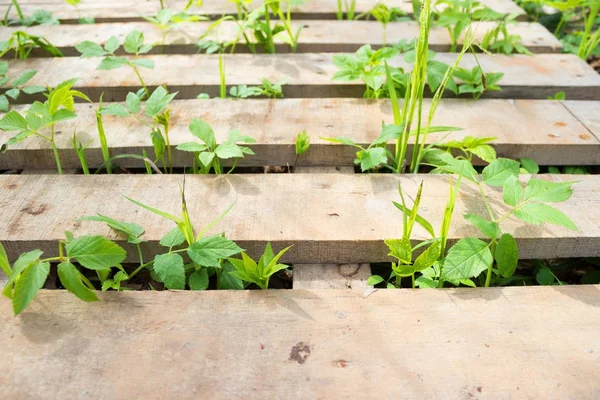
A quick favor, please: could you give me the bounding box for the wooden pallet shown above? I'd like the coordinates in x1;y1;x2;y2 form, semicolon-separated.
1;286;599;399
3;0;528;22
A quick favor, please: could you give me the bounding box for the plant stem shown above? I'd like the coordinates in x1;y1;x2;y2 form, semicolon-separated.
136;244;144;266
219;52;226;98
411;273;415;289
131;65;150;98
50;126;63;174
159;0;165;10
336;0;343;20
12;0;24;20
484;240;496;288
264;5;275;54
164;120;173;174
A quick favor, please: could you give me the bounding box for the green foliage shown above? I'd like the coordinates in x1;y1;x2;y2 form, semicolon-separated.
143;8;206;46
336;0;357;20
480;14;533;55
229;79;285;99
0;62;46;112
177;118;255;174
0;30;63;59
228;243;292;289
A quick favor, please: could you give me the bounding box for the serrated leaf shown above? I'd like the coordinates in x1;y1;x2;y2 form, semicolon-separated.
0;95;8;112
58;261;99;302
502;174;524;207
22;85;46;94
76;40;108;57
358;147;387;171
520;158;539;174
482;158;520;187
99;103;130;117
367;275;384;286
373;123;402;145
464;214;500;239
124;29;144;54
188;269;209;290
412;240;441;272
153;253;185;290
145;86;177;117
97;57;128;70
189;118;216;146
125;92;141;113
79;214;145;244
103;36;120;53
5;88;20;100
220;261;244;290
215;142;243;159
495;233;518;278
66;235;127;270
198;151;215;167
442;238;492;282
131;59;154;69
187;235;243;268
536;266;555;285
524;179;575;203
13;261;50;315
514;203;577;231
385;238;412;264
471;144;496;163
151;129;165;160
0;111;28;131
11;70;37;87
160;227;186;247
177;142;208;152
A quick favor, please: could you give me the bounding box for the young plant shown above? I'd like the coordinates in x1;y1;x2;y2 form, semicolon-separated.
64;0;95;24
176;118;255;174
125;184;244;291
0;79;91;174
8;9;59;26
336;0;357;20
99;86;177;173
73;131;92;174
76;30;155;98
0;62;46;111
229;78;285;98
143;8;206;49
0;31;63;59
228;243;292;289
480;14;532;55
241;0;303;53
293;130;310;171
359;3;408;46
452;65;504;99
1;233;126;316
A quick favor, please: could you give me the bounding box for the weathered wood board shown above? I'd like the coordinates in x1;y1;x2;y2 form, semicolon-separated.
1;286;599;399
292;264;372;289
4;53;598;101
2;0;527;22
1;174;599;263
1;20;561;55
562;100;600;142
1;99;597;170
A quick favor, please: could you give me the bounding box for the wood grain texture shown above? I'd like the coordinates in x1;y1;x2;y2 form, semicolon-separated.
0;285;598;399
292;264;372;289
2;0;527;22
1;20;561;55
3;53;599;101
562;100;600;142
2;98;598;170
0;174;599;263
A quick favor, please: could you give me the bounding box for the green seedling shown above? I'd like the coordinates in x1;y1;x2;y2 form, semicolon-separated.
293;130;310;171
76;30;155;98
0;31;63;59
452;65;503;99
228;243;292;289
229;0;253;19
336;0;357;20
1;233;127;316
177;118;255;174
0;62;46;111
95;94;112;173
7;9;60;26
548;91;566;100
143;8;206;49
358;3;408;46
125;183;243;291
2;0;24;25
480;14;532;55
0;79;91;174
73;130;92;174
99;86;177;173
65;0;95;24
229;79;285;99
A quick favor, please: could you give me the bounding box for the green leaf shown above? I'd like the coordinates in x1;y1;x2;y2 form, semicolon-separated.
57;261;99;302
99;103;130;116
535;266;555;285
0;95;8;112
470;144;496;163
520;158;539;174
177;142;208;152
188;269;209;290
13;261;50;315
76;40;108;57
198;151;215;167
513;203;577;231
97;57;128;70
524;179;575;203
367;275;384;286
385;238;412;264
145;86;177;117
187;235;243;268
103;36;120;53
495;233;518;279
66;235;127;270
442;238;493;282
219;261;244;290
189;118;216;147
12;70;37;87
295;130;310;156
79;214;145;244
160;227;186;247
415;275;437;288
5;90;19;101
502;175;524;207
215;142;243;159
125;196;181;223
412;240;441;272
126;92;141;113
358;147;387;171
22;86;46;95
52;109;77;123
153;253;185;290
131;59;154;69
0;243;10;277
392;202;436;238
482;158;520;187
151;130;165;160
124;29;144;54
0;111;28;131
464;214;500;239
373;123;403;145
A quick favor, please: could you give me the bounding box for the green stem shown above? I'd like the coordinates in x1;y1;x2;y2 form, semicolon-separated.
264;5;275;54
159;0;165;10
131;65;150;98
336;0;343;20
219;52;226;99
12;0;24;20
411;273;415;289
50;126;63;174
164;120;173;174
136;244;144;267
484;241;496;288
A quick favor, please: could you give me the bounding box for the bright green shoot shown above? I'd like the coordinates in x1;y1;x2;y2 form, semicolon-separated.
143;8;207;49
228;243;292;290
0;30;63;59
336;0;357;20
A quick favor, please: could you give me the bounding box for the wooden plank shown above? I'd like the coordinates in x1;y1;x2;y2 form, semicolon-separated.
4;53;598;101
0;286;598;399
2;98;598;170
562;100;600;142
1;174;599;263
0;21;561;55
2;0;527;22
292;263;372;289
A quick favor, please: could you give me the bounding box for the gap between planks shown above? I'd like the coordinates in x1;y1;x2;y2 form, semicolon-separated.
1;98;598;170
1;0;528;23
3;53;600;101
0;286;598;399
1;174;599;263
0;21;561;55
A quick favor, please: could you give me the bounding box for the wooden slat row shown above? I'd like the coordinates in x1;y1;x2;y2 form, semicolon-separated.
1;98;598;170
0;20;562;55
1;174;598;263
2;0;528;22
3;53;599;101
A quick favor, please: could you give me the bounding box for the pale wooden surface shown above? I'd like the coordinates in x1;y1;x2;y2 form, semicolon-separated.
1;174;599;263
293;264;372;289
562;100;600;141
2;99;598;169
2;0;526;22
1;285;599;399
1;21;561;55
0;271;6;286
4;53;599;101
